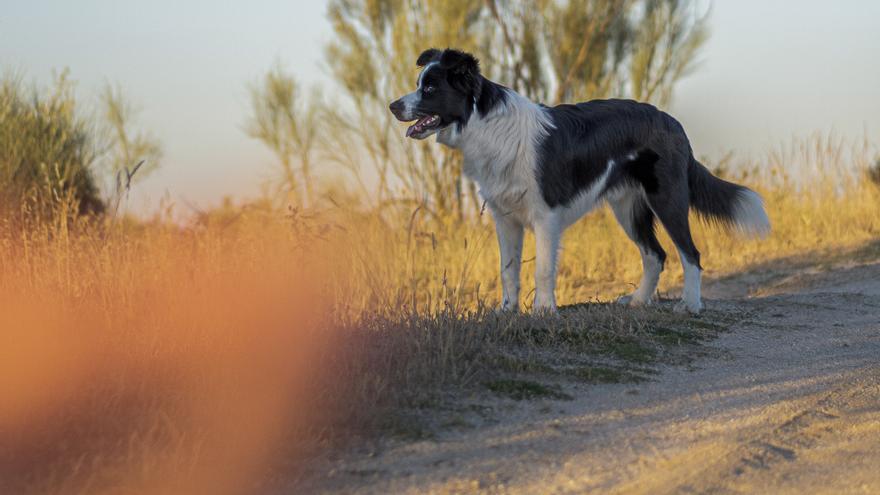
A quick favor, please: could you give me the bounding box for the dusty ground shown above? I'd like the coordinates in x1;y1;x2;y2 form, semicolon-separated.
301;254;880;494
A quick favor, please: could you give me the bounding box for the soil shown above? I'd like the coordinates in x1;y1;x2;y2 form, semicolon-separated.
299;254;880;494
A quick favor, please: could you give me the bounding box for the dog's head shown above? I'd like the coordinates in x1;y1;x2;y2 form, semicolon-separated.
389;48;482;140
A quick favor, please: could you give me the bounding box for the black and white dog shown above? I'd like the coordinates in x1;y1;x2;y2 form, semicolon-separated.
390;48;769;314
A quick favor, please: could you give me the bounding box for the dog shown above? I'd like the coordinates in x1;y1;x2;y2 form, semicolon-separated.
389;48;770;314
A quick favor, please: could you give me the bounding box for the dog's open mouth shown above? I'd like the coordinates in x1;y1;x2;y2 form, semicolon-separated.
406;114;441;138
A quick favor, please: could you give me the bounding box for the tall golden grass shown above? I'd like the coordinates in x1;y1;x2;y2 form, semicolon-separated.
1;134;878;493
342;134;880;311
0;211;343;494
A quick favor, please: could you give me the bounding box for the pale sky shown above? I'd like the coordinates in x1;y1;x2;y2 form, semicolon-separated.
2;1;879;212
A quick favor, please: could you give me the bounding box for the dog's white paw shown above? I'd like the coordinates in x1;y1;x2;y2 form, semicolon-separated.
498;299;520;313
532;291;557;313
616;294;651;307
532;299;557;315
532;306;558;316
673;299;703;315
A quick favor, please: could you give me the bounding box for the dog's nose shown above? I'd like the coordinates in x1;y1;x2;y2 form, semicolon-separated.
389;99;404;116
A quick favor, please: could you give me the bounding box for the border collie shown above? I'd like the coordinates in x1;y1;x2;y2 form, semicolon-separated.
389;48;770;314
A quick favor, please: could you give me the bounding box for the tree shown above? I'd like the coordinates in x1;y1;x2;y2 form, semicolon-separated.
0;71;161;222
101;84;162;185
0;72;103;220
252;1;708;219
325;0;708;219
246;66;321;207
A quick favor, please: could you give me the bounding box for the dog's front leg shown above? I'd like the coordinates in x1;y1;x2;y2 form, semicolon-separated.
493;212;524;311
533;215;561;313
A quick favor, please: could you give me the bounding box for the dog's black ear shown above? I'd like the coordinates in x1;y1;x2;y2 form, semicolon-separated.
438;49;482;96
417;48;441;67
438;49;480;76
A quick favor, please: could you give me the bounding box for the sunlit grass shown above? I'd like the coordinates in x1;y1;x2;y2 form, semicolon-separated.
1;135;878;493
339;168;880;311
0;210;339;494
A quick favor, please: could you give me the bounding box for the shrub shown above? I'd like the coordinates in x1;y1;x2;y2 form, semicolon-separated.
0;72;105;220
868;157;880;186
0;71;159;223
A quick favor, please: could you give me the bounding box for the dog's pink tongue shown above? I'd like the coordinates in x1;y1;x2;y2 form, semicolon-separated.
406;116;431;138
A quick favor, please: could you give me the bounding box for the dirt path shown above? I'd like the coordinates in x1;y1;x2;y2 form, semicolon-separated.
304;260;880;494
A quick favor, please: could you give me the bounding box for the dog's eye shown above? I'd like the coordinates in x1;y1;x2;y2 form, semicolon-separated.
423;85;436;94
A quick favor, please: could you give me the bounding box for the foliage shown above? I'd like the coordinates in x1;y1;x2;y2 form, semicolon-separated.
100;84;162;185
246;65;321;206
320;0;708;218
0;72;104;220
2;133;879;492
868;156;880;186
0;71;160;223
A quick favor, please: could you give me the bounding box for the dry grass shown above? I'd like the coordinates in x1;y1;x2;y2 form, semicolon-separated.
1;135;879;493
0;212;341;493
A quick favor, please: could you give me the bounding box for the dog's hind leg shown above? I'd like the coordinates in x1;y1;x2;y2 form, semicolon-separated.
644;166;704;314
609;189;666;306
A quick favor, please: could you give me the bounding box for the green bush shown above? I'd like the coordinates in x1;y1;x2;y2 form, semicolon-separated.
0;72;104;220
0;71;160;222
869;157;880;186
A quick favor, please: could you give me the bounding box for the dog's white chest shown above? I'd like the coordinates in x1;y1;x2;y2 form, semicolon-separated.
443;89;555;227
463;152;540;226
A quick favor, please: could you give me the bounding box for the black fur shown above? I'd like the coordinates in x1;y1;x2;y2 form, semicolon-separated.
687;156;750;229
602;148;661;196
628;198;667;266
393;48;769;311
474;78;507;119
533;98;710;267
416;48;482;98
416;48;441;67
621;149;661;194
536;99;676;208
411;48;507;130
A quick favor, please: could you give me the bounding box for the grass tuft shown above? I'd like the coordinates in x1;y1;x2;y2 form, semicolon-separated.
484;379;573;401
0;132;878;492
568;366;649;384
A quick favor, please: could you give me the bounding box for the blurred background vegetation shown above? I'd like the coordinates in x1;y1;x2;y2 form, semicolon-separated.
0;71;160;225
5;0;877;227
2;0;877;313
1;3;879;492
248;0;709;220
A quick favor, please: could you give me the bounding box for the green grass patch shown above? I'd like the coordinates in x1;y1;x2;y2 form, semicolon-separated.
379;413;436;441
603;339;656;364
491;354;557;374
649;325;704;345
484;379;573;401
568;365;649;384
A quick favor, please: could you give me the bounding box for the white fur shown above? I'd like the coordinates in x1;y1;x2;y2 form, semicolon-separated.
440;91;558;310
440;91;553;226
493;211;524;311
675;248;703;314
733;189;771;237
607;187;663;305
438;90;623;312
431;87;712;314
557;159;617;228
533;214;561;311
634;250;663;304
399;62;439;118
399;91;420;119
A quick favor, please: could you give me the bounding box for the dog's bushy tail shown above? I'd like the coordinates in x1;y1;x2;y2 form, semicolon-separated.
687;156;770;237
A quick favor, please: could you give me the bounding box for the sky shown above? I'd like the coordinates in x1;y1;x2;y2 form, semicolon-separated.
2;1;879;213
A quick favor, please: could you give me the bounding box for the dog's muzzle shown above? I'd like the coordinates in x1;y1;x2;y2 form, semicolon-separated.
389;97;442;139
389;99;407;121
